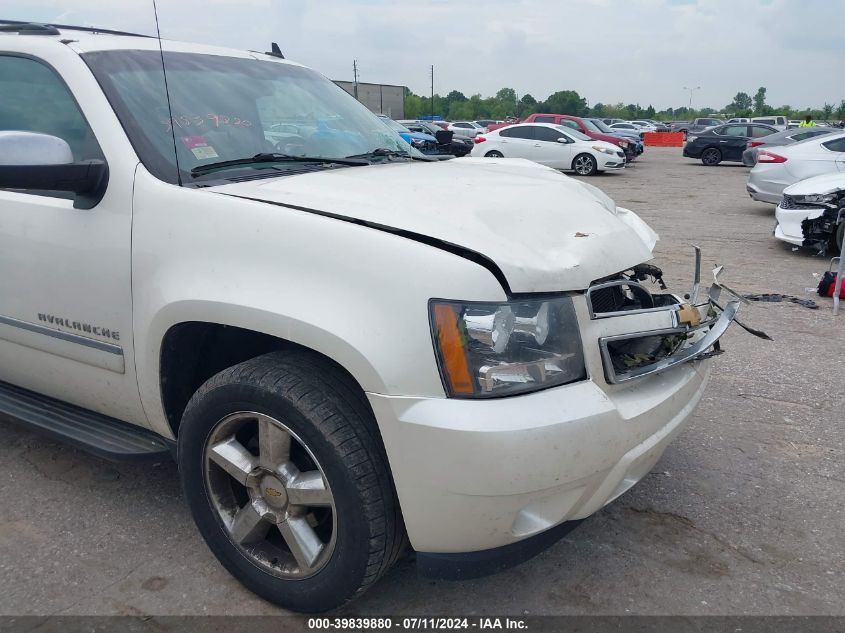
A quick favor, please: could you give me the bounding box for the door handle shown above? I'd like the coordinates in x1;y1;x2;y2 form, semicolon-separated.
719;140;728;143
534;144;542;147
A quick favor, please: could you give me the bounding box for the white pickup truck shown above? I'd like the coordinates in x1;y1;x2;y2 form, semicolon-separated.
0;21;739;612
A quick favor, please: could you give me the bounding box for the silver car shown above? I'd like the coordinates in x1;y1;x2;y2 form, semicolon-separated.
742;127;834;167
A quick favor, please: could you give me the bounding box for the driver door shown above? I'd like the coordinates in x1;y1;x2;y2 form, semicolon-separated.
532;126;574;168
0;52;146;426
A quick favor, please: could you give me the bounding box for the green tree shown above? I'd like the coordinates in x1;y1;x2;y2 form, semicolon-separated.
822;102;834;121
519;93;538;117
448;100;475;121
731;92;753;112
590;102;607;118
753;87;767;115
445;90;467;103
540;90;588;116
644;104;656;119
837;99;845;121
403;93;426;119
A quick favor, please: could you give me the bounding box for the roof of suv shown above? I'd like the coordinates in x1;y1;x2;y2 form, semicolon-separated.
0;19;294;63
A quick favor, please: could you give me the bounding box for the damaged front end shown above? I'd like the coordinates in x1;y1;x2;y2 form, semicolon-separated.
586;248;760;384
792;191;845;254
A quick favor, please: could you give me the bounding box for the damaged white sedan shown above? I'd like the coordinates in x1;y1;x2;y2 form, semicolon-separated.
775;172;845;254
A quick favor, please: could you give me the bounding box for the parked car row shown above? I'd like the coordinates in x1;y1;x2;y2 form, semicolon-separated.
675;115;844;255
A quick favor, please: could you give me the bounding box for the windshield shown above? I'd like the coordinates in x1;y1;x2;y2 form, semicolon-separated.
555;125;591;141
83;50;418;183
379;116;412;134
583;119;606;133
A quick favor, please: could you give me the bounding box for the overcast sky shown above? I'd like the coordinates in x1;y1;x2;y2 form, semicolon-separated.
5;0;844;111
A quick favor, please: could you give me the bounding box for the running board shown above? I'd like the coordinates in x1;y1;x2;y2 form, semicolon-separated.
0;380;172;462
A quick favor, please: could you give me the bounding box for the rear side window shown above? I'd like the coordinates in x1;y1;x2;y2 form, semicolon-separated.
822;137;845;152
559;119;579;129
755;119;775;125
719;125;748;136
533;116;555;123
750;126;774;138
499;126;534;140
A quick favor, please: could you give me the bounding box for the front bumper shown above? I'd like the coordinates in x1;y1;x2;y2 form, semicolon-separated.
370;271;737;556
598;154;626;170
774;203;825;246
369;358;711;554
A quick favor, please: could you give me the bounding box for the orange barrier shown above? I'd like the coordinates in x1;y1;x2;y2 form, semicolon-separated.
642;132;685;147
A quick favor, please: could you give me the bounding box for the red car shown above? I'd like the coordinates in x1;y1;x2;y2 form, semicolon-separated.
488;113;636;161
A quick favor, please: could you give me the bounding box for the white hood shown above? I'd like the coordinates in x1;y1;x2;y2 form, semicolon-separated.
784;171;845;196
212;157;657;293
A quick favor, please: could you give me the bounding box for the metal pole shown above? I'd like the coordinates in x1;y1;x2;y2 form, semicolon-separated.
834;234;845;315
430;65;434;117
352;59;359;100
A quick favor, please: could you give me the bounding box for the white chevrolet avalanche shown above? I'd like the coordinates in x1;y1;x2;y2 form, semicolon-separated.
0;22;740;612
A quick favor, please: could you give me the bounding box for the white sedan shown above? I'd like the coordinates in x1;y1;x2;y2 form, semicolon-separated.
774;172;845;253
470;123;626;175
448;121;485;138
747;131;845;204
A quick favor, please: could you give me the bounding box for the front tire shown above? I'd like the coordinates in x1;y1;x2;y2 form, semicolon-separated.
701;148;722;166
178;351;405;612
834;222;844;253
572;153;598;176
484;150;504;158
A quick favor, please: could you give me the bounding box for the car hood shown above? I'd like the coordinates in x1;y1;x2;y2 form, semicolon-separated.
407;131;438;142
211;157;657;293
783;171;845;195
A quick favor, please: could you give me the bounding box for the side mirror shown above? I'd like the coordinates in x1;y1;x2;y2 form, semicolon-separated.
556;137;572;144
0;131;108;209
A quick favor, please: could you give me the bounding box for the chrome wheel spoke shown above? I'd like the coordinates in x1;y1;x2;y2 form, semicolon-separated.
278;516;324;571
287;470;333;507
204;411;336;579
230;502;271;545
258;417;292;470
209;437;258;485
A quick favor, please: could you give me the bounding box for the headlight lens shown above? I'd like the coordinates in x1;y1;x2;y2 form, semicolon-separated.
619;140;629;148
430;297;587;398
592;146;615;155
795;193;836;204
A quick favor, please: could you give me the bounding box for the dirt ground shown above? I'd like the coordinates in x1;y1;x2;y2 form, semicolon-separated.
0;148;842;616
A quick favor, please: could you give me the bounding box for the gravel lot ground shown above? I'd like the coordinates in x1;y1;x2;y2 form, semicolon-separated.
0;147;842;617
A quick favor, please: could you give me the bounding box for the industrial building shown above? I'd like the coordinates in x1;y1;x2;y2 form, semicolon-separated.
334;80;406;119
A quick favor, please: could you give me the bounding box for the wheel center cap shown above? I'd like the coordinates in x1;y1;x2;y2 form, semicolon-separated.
260;475;288;509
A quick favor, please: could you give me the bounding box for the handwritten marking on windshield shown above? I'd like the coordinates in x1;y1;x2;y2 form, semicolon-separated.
162;114;253;131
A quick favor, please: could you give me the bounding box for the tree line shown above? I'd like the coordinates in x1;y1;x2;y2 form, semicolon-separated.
403;86;845;122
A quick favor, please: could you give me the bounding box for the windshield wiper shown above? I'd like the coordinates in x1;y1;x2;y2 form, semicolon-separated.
190;152;369;177
345;148;432;161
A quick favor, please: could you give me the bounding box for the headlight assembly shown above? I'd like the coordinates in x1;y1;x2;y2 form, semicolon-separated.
795;193;836;204
592;146;616;155
430;297;587;398
619;140;629;148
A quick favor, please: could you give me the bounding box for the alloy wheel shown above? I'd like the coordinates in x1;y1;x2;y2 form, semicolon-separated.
574;155;596;175
203;411;336;579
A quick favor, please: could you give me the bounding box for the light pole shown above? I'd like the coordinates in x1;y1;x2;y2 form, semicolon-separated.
683;86;701;113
